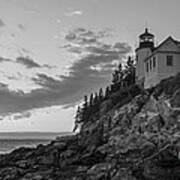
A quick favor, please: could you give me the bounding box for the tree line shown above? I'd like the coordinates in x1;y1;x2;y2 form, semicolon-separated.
73;56;136;132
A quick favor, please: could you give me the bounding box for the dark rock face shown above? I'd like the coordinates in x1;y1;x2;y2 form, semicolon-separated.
1;74;180;179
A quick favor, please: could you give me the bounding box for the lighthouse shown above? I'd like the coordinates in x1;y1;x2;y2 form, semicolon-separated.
136;28;155;86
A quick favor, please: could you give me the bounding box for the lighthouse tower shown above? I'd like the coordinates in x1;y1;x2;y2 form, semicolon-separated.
136;28;155;86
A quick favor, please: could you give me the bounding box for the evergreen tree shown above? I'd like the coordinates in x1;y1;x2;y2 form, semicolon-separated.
99;88;104;101
83;95;88;109
82;95;88;121
125;56;136;86
118;63;122;72
111;62;125;91
94;92;99;105
112;69;119;84
118;63;124;83
105;86;110;98
73;106;82;132
89;93;94;107
75;106;82;122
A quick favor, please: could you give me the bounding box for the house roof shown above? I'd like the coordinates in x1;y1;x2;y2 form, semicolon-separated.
174;39;180;46
139;28;154;39
144;36;180;62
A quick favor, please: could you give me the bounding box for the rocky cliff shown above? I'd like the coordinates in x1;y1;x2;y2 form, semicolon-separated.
1;74;180;180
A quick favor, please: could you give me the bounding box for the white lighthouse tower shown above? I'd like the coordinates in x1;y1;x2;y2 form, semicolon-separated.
136;28;155;86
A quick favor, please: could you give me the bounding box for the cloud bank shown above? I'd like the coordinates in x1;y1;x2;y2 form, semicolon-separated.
16;56;41;68
0;19;5;28
0;27;131;119
65;10;83;17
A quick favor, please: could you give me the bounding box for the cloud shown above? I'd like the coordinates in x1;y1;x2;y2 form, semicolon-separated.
16;56;41;68
18;24;26;31
0;19;5;28
32;73;61;89
0;54;54;71
16;56;56;69
65;10;83;17
63;28;111;53
43;64;57;69
56;19;61;24
26;9;39;14
0;28;131;119
11;33;16;38
13;111;31;120
0;57;12;63
19;47;32;55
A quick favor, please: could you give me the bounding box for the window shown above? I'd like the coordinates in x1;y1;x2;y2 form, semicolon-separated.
136;55;138;63
153;57;156;68
150;59;152;70
166;55;173;66
146;62;149;72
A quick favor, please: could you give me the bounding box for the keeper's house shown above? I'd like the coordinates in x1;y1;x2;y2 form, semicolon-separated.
136;28;180;88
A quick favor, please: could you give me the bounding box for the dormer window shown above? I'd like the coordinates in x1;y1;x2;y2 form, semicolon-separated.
166;55;173;66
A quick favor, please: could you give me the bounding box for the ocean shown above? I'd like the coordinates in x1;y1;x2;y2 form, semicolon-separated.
0;132;72;154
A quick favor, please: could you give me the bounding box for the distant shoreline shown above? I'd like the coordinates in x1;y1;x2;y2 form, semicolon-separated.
0;132;74;154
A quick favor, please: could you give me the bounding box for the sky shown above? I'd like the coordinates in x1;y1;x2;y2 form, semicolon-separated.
0;0;179;132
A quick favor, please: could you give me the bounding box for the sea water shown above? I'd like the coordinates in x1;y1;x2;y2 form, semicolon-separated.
0;132;72;154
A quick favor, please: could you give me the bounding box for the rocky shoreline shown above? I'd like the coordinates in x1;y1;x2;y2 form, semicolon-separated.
0;74;180;180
